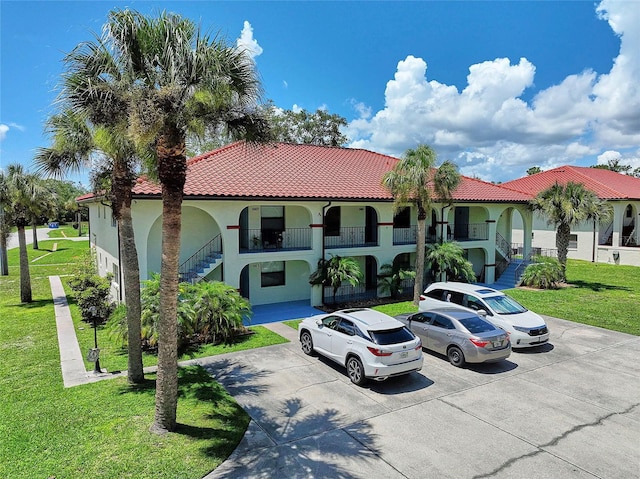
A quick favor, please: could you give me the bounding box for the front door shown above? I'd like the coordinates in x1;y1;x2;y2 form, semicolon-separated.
454;207;470;239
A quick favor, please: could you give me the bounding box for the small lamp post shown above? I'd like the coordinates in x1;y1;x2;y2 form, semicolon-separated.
88;305;101;373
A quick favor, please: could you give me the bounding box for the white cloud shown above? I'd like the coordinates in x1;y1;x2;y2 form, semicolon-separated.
0;124;8;142
236;21;263;60
291;104;303;114
347;0;640;182
282;80;288;89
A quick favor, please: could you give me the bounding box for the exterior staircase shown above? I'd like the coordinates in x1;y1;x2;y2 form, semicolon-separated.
491;259;529;290
178;234;223;283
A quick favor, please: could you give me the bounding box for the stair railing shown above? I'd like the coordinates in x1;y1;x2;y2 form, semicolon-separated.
179;234;222;283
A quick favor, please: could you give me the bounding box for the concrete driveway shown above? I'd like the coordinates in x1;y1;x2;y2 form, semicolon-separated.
202;316;640;479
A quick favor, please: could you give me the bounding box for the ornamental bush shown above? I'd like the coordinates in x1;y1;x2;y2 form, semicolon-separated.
520;256;563;289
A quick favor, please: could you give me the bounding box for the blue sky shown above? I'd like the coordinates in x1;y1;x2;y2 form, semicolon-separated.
1;1;639;184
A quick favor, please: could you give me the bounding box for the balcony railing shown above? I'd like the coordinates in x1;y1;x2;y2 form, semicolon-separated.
453;223;488;241
240;228;312;253
393;225;437;245
325;227;377;249
179;234;222;283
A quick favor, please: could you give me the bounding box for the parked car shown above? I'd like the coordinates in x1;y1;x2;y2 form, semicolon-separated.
395;308;511;367
299;308;423;385
419;282;549;348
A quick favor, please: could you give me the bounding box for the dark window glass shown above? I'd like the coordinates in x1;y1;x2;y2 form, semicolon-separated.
261;261;285;287
369;327;415;345
426;288;445;300
409;312;431;323
336;319;356;336
457;315;495;334
325;207;340;236
431;315;455;330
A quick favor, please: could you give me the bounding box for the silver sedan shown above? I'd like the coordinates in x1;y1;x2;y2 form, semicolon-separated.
395;308;511;367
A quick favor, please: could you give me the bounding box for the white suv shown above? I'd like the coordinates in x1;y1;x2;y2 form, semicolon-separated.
299;308;423;385
419;282;550;348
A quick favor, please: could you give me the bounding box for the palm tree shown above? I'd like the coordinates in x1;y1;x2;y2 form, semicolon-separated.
35;109;146;385
425;241;476;283
432;160;461;243
2;164;49;302
309;256;364;304
383;145;461;304
61;9;270;433
530;181;612;281
0;174;11;276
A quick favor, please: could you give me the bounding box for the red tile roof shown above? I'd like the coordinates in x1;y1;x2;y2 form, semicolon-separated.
128;141;531;203
501;165;640;200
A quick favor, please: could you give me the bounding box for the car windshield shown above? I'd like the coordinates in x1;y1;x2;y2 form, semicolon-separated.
484;294;527;314
369;327;415;345
457;315;496;334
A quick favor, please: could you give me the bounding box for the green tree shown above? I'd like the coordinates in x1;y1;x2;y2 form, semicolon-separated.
1;165;50;302
425;241;476;283
35;109;146;385
530;181;612;281
591;158;631;174
526;166;542;176
309;255;364;304
383;145;460;303
266;105;348;146
64;9;270;433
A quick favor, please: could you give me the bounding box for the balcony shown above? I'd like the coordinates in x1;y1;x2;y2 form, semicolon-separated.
393;225;437;245
325;227;377;249
240;228;312;253
452;223;488;241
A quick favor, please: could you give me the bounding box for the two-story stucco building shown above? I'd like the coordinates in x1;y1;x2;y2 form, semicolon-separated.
79;141;536;307
503;166;640;266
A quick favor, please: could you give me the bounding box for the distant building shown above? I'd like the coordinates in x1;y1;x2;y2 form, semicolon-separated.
502;166;640;266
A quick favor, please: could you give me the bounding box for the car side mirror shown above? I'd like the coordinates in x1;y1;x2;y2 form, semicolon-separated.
315;319;323;327
477;309;488;317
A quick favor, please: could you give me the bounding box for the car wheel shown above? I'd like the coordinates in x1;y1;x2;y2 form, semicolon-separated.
346;356;366;386
447;346;465;367
300;331;315;356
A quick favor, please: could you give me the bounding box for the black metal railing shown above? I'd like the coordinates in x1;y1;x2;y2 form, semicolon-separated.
392;225;437;245
325;227;377;249
495;231;511;260
322;284;377;305
240;228;312;253
178;234;222;283
453;222;488;241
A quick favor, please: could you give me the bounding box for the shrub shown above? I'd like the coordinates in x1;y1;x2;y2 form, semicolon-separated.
520;256;563;289
67;250;113;323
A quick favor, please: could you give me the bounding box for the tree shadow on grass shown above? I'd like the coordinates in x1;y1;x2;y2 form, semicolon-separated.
570;280;632;293
17;299;51;309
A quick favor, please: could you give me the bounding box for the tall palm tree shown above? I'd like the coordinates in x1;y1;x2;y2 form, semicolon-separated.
3;164;49;302
62;9;270;433
0;174;11;276
530;181;611;281
35;109;146;385
383;145;460;304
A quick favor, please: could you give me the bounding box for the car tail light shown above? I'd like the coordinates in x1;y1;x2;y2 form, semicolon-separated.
415;339;423;350
367;346;393;357
419;295;426;301
469;338;489;348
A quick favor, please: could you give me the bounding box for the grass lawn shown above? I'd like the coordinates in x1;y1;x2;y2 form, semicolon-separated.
0;237;287;479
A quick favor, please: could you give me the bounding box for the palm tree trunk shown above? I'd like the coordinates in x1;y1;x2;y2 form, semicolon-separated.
413;212;427;304
31;222;39;250
18;225;32;303
0;236;8;276
152;127;187;434
556;223;570;282
119;206;144;384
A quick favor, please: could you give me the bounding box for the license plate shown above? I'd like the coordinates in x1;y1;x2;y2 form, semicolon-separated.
492;341;502;348
400;351;409;358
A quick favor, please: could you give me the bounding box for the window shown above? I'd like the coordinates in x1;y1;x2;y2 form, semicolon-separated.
409;312;431;323
431;314;455;330
112;263;120;287
393;207;411;228
325;207;340;236
322;315;340;330
426;288;445;300
261;261;285;287
569;234;578;249
369;327;415;345
463;294;487;314
336;319;356;336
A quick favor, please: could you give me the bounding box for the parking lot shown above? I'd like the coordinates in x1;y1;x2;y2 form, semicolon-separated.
203;316;640;479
